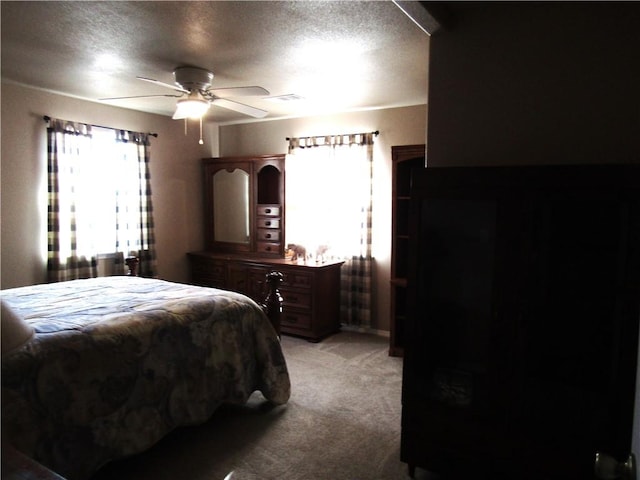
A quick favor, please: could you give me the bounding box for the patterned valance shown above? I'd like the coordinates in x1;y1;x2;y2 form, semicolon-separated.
115;129;152;146
287;130;378;153
46;117;92;137
43;115;156;143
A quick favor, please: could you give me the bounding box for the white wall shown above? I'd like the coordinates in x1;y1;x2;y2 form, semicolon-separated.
219;105;427;333
1;82;210;289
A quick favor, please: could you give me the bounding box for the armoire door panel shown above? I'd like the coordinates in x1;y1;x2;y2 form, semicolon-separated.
402;165;640;479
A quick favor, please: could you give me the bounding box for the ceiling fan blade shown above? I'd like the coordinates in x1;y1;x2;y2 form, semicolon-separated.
208;86;269;98
137;76;190;94
99;94;183;101
212;98;268;118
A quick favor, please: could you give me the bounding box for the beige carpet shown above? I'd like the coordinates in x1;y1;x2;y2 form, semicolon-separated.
91;331;436;480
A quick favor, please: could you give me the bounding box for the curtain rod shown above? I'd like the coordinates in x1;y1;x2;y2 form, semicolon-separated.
43;116;158;138
286;130;379;141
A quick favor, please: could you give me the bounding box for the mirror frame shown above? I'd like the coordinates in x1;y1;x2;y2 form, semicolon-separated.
203;159;254;253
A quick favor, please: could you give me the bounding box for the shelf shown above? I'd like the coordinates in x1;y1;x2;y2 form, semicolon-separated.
389;145;425;357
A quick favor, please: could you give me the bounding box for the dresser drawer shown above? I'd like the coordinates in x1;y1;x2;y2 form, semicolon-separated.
280;289;312;309
257;229;280;242
281;309;312;330
193;275;225;289
257;205;281;217
257;218;280;229
247;268;268;300
191;261;225;286
282;271;313;289
256;241;281;255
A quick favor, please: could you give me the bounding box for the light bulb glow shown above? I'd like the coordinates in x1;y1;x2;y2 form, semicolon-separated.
172;97;210;120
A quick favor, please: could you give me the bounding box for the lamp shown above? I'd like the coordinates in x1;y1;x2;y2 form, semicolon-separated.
173;91;210;145
172;91;210;120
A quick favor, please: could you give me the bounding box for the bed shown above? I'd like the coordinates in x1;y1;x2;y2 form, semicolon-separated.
1;276;291;480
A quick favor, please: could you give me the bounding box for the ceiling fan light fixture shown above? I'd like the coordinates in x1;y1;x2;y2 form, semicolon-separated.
172;96;210;120
111;66;269;120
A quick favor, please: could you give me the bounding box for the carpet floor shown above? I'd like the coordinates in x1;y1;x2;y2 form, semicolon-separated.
91;331;436;480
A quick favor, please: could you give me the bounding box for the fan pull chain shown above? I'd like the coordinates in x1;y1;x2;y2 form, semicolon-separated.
180;117;204;145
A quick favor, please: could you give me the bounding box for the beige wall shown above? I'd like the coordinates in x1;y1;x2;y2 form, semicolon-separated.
426;3;640;167
1;83;427;333
1;82;210;289
219;105;427;333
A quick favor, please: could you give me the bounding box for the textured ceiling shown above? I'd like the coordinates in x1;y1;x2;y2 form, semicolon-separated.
1;1;430;124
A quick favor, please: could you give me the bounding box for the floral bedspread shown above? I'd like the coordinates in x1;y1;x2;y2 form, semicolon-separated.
1;276;290;480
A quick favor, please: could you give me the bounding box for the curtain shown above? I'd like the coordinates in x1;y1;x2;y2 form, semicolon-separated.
286;132;374;328
46;119;97;281
114;129;157;277
46;118;157;282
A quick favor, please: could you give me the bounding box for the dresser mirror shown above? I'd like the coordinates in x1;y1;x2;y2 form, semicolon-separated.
213;168;250;244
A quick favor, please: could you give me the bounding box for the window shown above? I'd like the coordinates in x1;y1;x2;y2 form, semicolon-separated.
286;145;371;259
46;118;156;281
285;132;375;327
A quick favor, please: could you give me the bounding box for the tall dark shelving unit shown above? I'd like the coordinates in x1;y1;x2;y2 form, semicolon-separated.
389;145;425;357
401;164;640;478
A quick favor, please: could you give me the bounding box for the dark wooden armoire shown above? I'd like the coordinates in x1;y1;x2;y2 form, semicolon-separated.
401;164;640;479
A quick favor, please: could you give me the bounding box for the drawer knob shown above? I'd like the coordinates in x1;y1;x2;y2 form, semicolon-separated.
266;233;271;239
265;221;271;226
265;208;271;214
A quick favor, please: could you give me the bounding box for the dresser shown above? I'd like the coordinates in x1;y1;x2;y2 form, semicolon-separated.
188;252;344;342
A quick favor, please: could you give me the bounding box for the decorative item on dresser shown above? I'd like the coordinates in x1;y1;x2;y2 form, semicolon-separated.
188;252;344;342
401;164;640;479
389;145;425;357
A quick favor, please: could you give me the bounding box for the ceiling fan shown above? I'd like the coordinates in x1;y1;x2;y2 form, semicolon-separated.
100;66;269;120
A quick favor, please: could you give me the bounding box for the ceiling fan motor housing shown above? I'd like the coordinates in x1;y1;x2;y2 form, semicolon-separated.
173;67;214;92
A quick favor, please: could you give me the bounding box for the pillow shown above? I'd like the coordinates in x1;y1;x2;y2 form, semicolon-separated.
1;299;34;356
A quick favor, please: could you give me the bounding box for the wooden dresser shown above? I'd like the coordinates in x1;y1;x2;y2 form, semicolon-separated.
188;252;344;342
